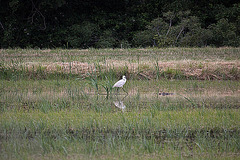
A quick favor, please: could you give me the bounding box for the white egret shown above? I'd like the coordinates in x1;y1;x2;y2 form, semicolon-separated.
113;75;128;95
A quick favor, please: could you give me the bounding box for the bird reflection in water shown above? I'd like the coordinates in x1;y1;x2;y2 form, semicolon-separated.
113;101;126;112
113;94;128;112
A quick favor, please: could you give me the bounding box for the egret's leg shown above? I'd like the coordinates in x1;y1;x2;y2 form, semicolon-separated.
115;88;119;96
122;87;128;95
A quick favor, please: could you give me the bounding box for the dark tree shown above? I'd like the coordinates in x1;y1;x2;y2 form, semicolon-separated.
0;0;239;48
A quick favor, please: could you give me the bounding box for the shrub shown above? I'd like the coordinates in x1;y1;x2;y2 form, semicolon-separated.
132;30;153;47
67;22;98;48
208;18;240;47
95;30;116;48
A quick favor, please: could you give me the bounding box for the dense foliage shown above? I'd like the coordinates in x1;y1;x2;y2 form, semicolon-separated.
0;0;239;48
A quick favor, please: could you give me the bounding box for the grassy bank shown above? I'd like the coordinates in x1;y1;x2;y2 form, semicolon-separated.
1;48;240;80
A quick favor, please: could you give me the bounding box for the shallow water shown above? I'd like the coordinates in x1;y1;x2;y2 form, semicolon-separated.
1;79;239;112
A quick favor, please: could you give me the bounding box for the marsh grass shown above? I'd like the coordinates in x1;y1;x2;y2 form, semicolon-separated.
1;107;239;140
1;136;239;160
1;107;239;159
0;48;240;159
1;83;239;159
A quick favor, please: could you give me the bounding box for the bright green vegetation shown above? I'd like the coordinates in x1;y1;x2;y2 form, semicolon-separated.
1;108;239;159
0;48;240;159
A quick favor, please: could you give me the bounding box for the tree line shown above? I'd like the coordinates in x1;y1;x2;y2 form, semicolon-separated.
0;0;239;48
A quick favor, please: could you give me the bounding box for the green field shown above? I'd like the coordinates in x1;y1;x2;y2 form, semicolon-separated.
0;48;240;159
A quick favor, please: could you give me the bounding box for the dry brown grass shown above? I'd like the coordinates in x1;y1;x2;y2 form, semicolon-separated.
1;48;239;80
19;60;238;72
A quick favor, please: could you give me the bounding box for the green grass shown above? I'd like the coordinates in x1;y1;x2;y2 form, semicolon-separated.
0;48;240;159
1;108;239;159
1;108;239;136
1;112;240;160
2;137;239;160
